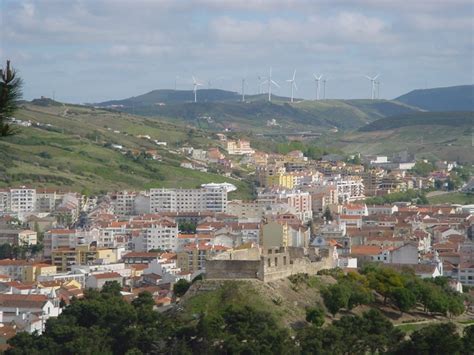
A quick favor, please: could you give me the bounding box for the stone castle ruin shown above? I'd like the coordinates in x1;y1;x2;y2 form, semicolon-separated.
206;245;336;282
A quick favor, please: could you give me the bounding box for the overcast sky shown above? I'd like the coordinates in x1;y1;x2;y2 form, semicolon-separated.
1;0;473;103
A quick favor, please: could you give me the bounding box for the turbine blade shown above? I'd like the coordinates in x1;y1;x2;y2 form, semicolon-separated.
293;81;298;91
271;80;280;88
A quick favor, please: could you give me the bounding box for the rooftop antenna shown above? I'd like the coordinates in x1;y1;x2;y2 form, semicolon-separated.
365;74;379;100
313;74;323;100
261;67;280;102
286;69;297;103
192;76;203;103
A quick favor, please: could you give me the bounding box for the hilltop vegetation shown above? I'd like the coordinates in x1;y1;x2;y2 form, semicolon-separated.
396;84;474;111
0;102;252;197
95;89;421;131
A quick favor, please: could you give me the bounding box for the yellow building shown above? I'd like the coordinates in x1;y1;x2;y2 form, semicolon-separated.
23;263;57;282
266;173;295;189
51;246;117;272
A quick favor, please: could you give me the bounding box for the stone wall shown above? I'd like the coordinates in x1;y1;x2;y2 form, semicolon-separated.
205;259;261;279
206;246;336;282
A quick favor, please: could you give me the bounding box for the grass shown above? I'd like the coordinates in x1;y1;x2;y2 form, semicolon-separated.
428;192;474;205
184;281;275;319
0;103;253;198
395;322;433;333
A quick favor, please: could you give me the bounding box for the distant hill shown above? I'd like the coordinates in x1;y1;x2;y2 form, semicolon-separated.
94;90;422;131
96;89;242;106
359;111;474;132
395;85;474;111
329;111;473;163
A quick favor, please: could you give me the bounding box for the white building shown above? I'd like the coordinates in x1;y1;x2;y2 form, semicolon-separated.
136;221;179;252
150;186;228;213
9;187;36;213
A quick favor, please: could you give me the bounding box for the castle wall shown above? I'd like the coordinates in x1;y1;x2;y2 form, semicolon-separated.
205;260;261;279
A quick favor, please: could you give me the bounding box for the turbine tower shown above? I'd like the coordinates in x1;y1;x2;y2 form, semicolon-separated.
365;74;379;100
262;67;280;102
286;70;297;103
313;74;323;100
192;76;203;103
241;77;246;102
322;78;327;99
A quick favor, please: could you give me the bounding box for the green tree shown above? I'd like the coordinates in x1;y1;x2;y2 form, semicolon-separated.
323;206;333;221
322;283;351;316
463;325;474;354
173;279;191;297
0;60;22;137
394;323;463;355
305;306;325;327
391;287;417;314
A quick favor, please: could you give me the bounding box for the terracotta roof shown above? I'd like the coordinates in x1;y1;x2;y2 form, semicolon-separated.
0;294;49;308
91;272;122;279
350;245;383;255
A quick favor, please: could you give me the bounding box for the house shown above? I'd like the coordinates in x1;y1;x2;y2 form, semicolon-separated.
458;263;474;286
390;243;419;264
85;272;123;289
0;294;61;334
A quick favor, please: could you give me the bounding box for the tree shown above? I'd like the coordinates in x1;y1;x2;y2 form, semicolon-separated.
463;325;474;354
100;281;122;297
322;283;351;316
323;206;333;221
132;291;155;310
0;60;22;137
173;279;191;297
391;287;417;314
305;306;325;327
394;323;463;355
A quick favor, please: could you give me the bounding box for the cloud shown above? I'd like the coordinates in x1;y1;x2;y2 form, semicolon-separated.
1;0;472;102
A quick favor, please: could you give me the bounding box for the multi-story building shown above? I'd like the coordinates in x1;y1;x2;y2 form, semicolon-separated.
225;139;254;155
9;187;36;213
136;221;179;252
0;228;37;246
0;189;10;212
44;229;99;258
258;189;312;222
333;177;365;203
51;246;117;272
177;243;228;273
115;191;137;215
149;186;227;213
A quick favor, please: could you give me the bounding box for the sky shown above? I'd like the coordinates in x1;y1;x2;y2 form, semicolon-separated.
1;0;473;103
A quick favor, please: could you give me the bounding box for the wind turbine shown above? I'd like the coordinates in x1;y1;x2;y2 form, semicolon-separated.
241;77;246;102
286;70;297;103
375;80;380;99
313;74;323;100
365;74;379;100
262;67;280;102
322;78;327;99
192;76;203;103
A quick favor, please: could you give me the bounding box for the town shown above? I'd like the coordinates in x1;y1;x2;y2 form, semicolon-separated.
0;135;472;342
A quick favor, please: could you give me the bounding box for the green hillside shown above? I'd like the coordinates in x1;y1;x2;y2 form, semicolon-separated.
96;91;421;131
0;102;252;197
293;99;421;130
359;111;474;132
395;84;474;111
332;123;473;163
